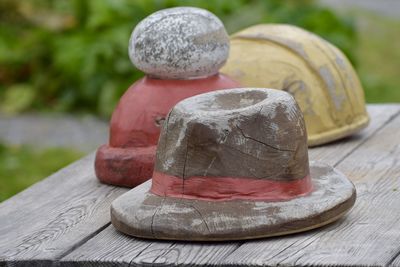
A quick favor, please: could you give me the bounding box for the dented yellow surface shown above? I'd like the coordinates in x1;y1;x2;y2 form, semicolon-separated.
221;24;370;146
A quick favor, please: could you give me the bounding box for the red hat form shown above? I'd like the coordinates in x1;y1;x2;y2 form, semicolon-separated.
95;7;240;187
111;88;356;241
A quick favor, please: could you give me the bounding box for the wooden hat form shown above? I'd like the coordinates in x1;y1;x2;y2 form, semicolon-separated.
95;7;240;188
111;88;356;241
221;24;370;146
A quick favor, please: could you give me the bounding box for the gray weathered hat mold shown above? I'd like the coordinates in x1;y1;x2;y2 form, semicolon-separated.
129;7;229;79
155;88;309;180
110;88;357;241
111;161;356;241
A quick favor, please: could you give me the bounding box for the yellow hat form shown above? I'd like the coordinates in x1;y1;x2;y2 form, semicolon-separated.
221;24;369;146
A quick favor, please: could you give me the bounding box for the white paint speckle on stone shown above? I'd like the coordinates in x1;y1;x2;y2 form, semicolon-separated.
129;7;229;79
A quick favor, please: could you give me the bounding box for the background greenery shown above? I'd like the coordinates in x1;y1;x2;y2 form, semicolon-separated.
0;144;83;201
355;12;400;102
1;0;362;118
1;0;399;201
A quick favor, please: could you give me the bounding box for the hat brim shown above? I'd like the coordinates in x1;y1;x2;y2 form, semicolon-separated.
111;161;356;241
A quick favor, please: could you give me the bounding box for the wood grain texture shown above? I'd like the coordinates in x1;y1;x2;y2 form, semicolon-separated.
390;247;400;266
1;104;399;266
0;153;128;266
60;225;240;267
61;104;400;266
219;105;400;266
156;88;309;180
61;165;241;266
309;104;400;165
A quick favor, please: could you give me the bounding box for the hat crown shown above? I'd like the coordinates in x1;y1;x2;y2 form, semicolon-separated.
155;88;309;182
129;7;229;80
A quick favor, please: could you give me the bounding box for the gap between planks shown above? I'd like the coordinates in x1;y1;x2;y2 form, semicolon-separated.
59;104;400;267
219;106;400;266
333;106;400;168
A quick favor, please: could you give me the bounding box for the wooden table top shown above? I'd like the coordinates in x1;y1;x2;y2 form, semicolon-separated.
1;104;400;267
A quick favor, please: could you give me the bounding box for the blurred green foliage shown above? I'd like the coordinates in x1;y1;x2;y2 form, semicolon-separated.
0;0;357;118
355;12;400;103
0;143;83;202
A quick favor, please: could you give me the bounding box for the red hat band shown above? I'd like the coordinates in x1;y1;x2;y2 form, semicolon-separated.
150;171;312;201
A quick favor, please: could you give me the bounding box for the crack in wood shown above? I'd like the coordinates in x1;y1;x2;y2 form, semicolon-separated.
128;242;153;267
203;156;217;176
189;205;211;234
3;105;400;266
387;246;400;267
163;109;173;153
56;222;111;262
150;197;166;239
150;243;177;266
236;125;296;152
221;143;269;161
181;138;189;196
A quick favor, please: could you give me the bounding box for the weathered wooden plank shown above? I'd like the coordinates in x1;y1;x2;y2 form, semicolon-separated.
1;104;396;266
219;105;400;266
60;224;240;267
308;104;400;165
60;104;400;266
390;249;400;266
57;224;176;267
0;153;128;266
60;181;240;267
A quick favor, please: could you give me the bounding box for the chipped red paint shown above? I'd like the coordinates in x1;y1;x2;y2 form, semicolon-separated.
150;171;313;201
95;74;240;187
95;145;155;187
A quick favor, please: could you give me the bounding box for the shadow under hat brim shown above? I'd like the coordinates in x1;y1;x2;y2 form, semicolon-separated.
111;161;356;241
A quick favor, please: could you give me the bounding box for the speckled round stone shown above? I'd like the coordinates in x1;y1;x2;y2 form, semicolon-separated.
129;7;230;80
